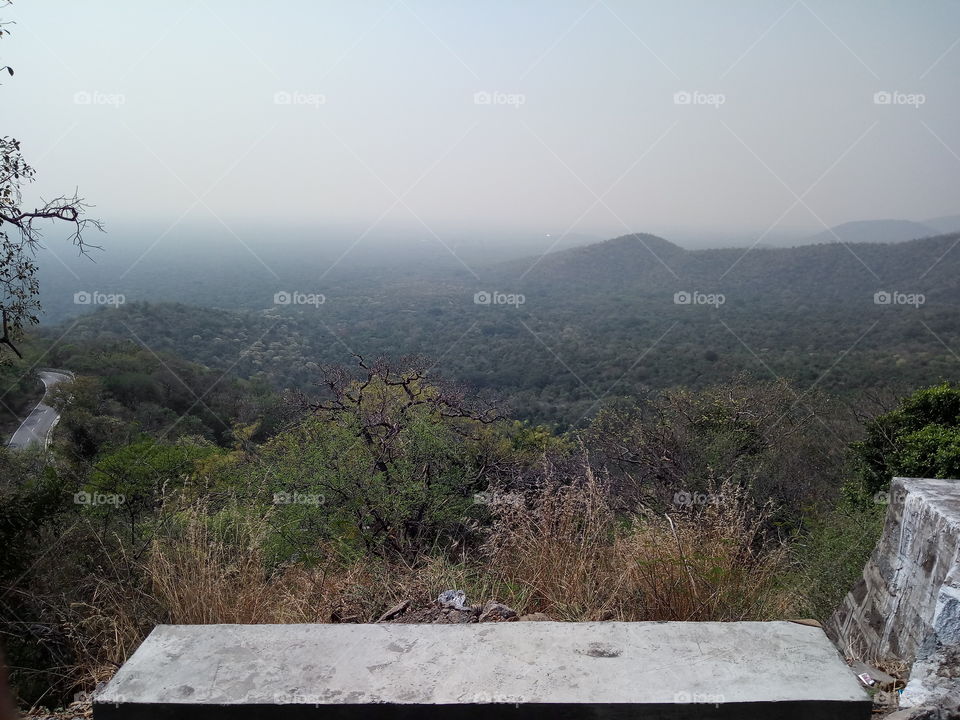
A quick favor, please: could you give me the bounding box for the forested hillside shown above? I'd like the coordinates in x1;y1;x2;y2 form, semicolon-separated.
40;232;960;426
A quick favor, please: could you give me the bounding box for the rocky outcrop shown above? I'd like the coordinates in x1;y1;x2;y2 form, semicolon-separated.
828;477;960;712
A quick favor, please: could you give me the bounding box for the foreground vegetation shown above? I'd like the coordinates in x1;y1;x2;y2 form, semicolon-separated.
0;347;960;705
2;341;957;711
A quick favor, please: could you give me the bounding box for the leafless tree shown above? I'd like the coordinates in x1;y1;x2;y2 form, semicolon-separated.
309;354;501;427
1;3;102;358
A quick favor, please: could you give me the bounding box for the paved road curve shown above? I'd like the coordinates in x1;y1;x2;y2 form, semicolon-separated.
6;370;73;450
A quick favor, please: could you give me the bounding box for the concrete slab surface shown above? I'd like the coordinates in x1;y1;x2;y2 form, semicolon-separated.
94;621;872;719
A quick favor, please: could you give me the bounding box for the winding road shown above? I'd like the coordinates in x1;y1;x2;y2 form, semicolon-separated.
6;369;73;450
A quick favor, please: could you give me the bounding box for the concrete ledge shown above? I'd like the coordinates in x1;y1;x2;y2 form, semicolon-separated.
94;621;870;719
94;701;868;720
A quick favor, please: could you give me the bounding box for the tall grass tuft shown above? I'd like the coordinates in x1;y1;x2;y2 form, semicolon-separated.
485;471;793;621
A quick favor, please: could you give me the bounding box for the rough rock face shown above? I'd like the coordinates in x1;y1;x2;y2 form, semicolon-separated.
828;477;960;711
478;601;518;623
899;587;960;713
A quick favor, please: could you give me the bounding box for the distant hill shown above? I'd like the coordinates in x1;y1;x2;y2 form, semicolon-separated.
507;233;688;288
799;219;936;246
923;215;960;235
506;231;960;305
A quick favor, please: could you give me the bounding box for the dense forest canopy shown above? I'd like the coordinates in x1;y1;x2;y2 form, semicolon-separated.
26;231;960;428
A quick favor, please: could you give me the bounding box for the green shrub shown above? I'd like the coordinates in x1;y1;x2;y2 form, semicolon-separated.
789;501;885;621
88;437;220;538
852;383;960;494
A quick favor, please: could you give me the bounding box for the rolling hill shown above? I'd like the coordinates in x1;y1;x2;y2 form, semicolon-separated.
798;219;937;246
36;231;960;427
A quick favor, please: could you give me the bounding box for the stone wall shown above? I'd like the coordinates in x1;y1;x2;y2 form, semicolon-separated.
827;477;960;711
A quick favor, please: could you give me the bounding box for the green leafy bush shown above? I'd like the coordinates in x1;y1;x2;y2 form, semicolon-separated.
852;383;960;494
242;358;506;561
789;501;885;621
89;437;219;537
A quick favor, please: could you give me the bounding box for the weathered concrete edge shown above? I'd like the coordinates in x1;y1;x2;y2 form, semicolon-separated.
96;620;869;707
93;700;874;720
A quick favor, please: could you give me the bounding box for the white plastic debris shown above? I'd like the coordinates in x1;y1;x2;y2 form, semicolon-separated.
437;589;468;610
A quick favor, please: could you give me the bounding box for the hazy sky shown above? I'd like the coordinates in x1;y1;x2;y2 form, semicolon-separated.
6;1;960;243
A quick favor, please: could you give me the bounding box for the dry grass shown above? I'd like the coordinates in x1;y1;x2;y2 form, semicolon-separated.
62;504;519;687
37;475;795;704
621;482;794;620
145;510;323;625
484;471;795;621
483;469;622;619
